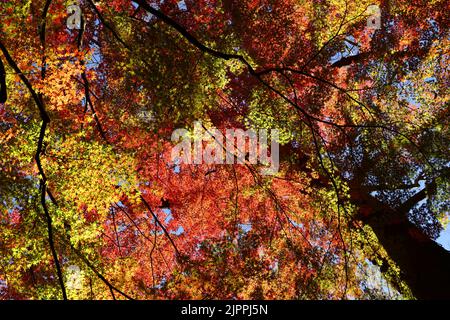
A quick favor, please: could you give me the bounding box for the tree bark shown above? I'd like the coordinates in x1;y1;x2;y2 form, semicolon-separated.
354;190;450;299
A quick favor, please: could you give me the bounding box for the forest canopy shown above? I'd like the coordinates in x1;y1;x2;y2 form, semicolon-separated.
0;0;449;300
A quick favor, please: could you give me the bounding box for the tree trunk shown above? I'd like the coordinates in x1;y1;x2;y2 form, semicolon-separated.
354;191;450;299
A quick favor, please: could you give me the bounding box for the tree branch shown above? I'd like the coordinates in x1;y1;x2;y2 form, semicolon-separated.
139;195;181;258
